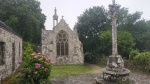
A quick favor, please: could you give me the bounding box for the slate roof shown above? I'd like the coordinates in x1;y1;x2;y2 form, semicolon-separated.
0;20;22;38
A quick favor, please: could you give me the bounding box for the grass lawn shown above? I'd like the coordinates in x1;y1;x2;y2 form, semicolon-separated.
2;64;101;84
50;65;93;78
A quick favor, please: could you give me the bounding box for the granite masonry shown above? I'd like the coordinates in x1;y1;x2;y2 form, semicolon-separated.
41;8;84;65
0;21;22;80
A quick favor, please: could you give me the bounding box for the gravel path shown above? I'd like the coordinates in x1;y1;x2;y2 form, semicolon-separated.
130;72;150;84
51;74;102;84
50;65;150;84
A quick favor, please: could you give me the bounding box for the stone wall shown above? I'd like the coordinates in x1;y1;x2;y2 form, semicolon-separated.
41;19;84;65
0;21;22;80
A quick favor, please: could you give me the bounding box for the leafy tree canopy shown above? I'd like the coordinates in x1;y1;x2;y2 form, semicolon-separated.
98;30;135;59
76;5;149;62
76;6;143;55
77;6;110;53
0;0;46;45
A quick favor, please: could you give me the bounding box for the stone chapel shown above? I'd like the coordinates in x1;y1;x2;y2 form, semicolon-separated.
41;8;84;65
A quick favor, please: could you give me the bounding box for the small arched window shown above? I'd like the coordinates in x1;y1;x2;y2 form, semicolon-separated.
56;30;68;56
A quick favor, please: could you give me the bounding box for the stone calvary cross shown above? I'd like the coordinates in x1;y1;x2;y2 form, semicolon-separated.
107;0;124;69
100;0;130;82
111;0;118;57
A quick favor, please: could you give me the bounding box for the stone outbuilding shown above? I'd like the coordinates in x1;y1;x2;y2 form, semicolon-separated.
0;21;22;80
41;8;84;65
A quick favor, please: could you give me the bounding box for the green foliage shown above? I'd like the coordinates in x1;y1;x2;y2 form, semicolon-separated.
11;53;52;84
117;30;135;58
98;30;135;59
76;5;149;63
129;49;139;60
84;50;100;63
118;12;150;54
77;6;110;54
0;0;46;45
23;42;34;56
50;65;92;78
131;20;150;52
133;52;150;72
84;52;93;61
11;75;22;84
98;30;112;55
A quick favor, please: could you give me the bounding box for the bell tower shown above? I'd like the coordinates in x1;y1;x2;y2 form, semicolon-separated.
53;7;58;27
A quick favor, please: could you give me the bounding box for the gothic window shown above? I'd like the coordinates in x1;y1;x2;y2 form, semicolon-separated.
56;30;68;56
0;42;5;65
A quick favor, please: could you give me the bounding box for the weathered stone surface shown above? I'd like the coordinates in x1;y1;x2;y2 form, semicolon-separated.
41;15;84;65
0;21;22;79
102;0;130;82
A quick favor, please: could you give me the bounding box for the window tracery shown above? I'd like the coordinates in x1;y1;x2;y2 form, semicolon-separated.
56;30;68;56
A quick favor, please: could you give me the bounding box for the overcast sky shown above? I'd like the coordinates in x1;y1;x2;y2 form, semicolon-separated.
37;0;150;30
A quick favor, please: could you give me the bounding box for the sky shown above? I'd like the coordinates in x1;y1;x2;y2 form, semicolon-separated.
38;0;150;30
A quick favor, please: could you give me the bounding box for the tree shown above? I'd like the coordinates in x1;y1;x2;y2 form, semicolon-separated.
116;9;150;52
76;6;110;54
77;5;150;62
98;30;135;59
0;0;46;46
133;20;150;51
145;20;150;51
98;30;112;56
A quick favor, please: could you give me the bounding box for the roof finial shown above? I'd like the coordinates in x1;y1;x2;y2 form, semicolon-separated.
53;7;58;27
54;7;57;14
53;7;58;20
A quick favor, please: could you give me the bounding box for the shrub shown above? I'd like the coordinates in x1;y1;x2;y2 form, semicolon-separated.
84;50;100;64
12;53;52;84
23;42;34;56
99;56;107;66
129;49;139;60
133;52;150;72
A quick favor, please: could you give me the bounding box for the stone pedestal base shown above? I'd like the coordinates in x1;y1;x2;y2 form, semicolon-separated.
100;55;130;82
107;55;124;68
102;68;130;82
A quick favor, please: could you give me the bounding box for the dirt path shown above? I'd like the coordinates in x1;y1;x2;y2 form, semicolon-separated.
51;65;150;84
89;64;102;74
130;71;150;84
